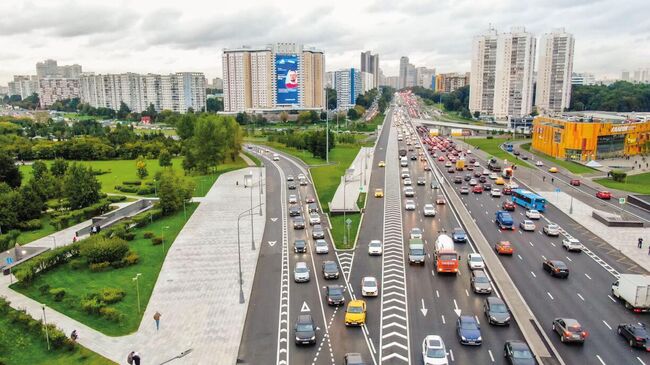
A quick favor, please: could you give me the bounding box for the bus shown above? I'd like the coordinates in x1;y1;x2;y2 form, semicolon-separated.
511;189;546;212
504;143;514;152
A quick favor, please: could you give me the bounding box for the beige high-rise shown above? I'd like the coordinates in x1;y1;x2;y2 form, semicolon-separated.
535;29;575;115
469;28;498;116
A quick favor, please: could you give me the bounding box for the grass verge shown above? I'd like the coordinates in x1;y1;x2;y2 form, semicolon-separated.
594;172;650;194
521;143;596;175
11;203;199;336
242;151;262;166
464;138;533;168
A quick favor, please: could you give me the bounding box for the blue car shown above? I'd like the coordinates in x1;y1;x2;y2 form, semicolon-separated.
457;315;482;345
452;228;467;243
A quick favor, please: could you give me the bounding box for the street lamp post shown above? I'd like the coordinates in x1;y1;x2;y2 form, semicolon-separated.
237;203;264;304
326;108;329;164
132;273;142;313
42;305;50;350
161;226;170;253
245;173;255;251
50;236;56;249
258;167;263;216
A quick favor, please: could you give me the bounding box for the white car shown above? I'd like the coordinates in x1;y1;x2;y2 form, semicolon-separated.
490;189;501;197
288;194;298;204
273;154;280;161
520;219;536;231
309;213;321;225
315;239;329;254
298;173;306;181
535;160;544;166
404;187;415;197
422;335;449;365
368;240;383;255
410;227;423;239
361;276;379;297
525;209;541;219
474;161;480;167
405;200;416;210
404;178;412;186
562;238;583;252
287;175;295;181
467;253;485;270
423;204;436;217
445;161;452;167
294;262;310;283
489;173;498;180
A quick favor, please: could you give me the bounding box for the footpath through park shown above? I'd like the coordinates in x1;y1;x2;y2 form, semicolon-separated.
0;167;266;364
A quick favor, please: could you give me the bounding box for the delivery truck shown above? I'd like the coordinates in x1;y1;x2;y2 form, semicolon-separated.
434;234;459;274
455;159;465;171
611;274;650;312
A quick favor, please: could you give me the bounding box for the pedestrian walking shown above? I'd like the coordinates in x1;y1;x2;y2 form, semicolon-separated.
133;352;141;365
551;177;554;184
72;234;78;243
639;238;644;249
542;176;546;182
70;329;78;342
153;311;162;330
127;351;134;365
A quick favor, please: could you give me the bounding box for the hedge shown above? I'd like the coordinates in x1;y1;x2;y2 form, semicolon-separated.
17;219;43;231
0;230;20;251
13;243;81;284
50;199;111;230
79;236;129;264
136;186;155;195
610;170;627;182
114;185;139;194
122;180;142;186
107;195;127;203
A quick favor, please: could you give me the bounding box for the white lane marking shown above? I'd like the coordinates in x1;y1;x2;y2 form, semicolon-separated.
596;355;606;365
550;242;556;247
431;270;436;277
488;350;495;362
542;255;547;261
577;293;585;301
531;271;537;278
449;349;454;362
608;295;617;303
518;254;523;260
465;289;469;297
436;290;440;298
565;256;572;262
547;292;554;300
603;320;612;330
638;357;646;365
529;241;534;247
585;273;592;280
441;315;446;324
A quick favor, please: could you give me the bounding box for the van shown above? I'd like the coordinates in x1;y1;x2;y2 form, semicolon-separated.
400;157;408;167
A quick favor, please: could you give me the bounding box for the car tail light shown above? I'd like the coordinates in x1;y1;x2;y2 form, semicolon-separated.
634;308;642;313
564;331;571;337
554;268;561;272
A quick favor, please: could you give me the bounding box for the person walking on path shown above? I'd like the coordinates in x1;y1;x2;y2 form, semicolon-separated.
153;311;162;330
133;352;141;365
542;176;546;182
639;238;644;249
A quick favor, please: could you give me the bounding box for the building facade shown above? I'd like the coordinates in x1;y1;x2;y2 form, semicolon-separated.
535;28;574;115
469;28;498;116
531;116;650;160
360;51;379;89
222;43;325;113
8;75;39;99
361;71;375;93
384;76;399;89
416;67;436;89
399;57;409;89
435;72;470;93
36;59;82;78
212;77;224;90
333;68;362;110
571;72;596;86
39;78;81;108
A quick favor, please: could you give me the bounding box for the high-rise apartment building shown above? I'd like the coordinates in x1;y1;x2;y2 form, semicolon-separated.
8;75;39;99
571;72;596;86
469;28;498;116
36;59;82;78
39;78;81;108
493;27;536;119
535;28;574;114
435;72;470;93
360;51;379;89
222;43;325;113
360;71;375;93
622;68;650;83
416;67;436;89
212;77;224;90
399;57;409;89
384;76;399;89
333;68;362;110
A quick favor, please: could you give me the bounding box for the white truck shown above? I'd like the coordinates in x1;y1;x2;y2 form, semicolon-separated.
611;274;650;312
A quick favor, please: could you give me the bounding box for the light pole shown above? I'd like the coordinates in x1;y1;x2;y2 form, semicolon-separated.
326;108;329;164
161;226;170;253
245;173;255;251
132;273;142;313
237;203;264;304
258;167;263;216
569;195;574;215
42;305;50;350
342;175;347;246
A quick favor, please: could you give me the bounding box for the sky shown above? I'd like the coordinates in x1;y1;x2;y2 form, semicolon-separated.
1;0;649;85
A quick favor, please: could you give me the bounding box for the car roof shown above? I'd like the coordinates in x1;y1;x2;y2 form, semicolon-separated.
487;296;504;304
295;239;306;243
297;314;313;323
550;260;566;266
426;336;443;348
472;269;487;277
362;276;376;283
460;315;476;323
349;299;365;306
559;318;580;327
296;262;308;268
508;341;530;350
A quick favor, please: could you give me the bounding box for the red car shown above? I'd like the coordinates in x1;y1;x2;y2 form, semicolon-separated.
495;241;514;255
502;201;516;211
596;191;612;200
570;179;581;186
438;156;445;161
503;187;512;195
472;185;484;194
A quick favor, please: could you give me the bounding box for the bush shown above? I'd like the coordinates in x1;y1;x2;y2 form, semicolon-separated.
99;307;124;322
151;236;163;245
107;195;127;203
38;284;51;295
49;288;66;301
136;186;156;195
114;185;139;193
89;261;110;272
80;297;103;314
0;230;21;251
46;323;75;350
13;242;81;284
123;251;139;266
123;232;136;241
17;219;43;231
69;258;85;270
143;231;154;238
610;170;627;182
80;236;129;264
486;135;494;139
122;180;142;186
97;288;125;304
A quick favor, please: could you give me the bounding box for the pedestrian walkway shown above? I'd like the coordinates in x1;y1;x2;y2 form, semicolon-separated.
1;167;265;364
329;147;374;212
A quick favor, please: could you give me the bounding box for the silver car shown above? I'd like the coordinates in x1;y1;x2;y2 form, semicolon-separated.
309;213;321;225
468;253;485;270
405;200;416;210
543;224;560;236
471;270;493;294
315;239;329;254
294;262;310;283
562;238;583;252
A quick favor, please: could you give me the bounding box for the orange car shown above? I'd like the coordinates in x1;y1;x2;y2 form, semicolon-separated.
495;241;514;255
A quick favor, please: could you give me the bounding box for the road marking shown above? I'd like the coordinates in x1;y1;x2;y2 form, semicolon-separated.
268;240;277;247
577;293;585;301
449;349;454;362
465;289;469;297
596;355;606;365
431;270;436;277
638;357;646;365
603;320;612;330
517;254;523;260
453;299;461;317
585;273;592;280
547;292;554;300
529;241;534;247
608;295;617;303
542;255;547;261
488;350;495;362
565;256;572;262
420;299;428;316
530;271;536;278
436;290;440;298
271;217;278;222
550;242;556;247
301;301;310;312
441;315;446;324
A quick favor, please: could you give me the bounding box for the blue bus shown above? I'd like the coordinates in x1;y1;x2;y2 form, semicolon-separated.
511;189;546;212
504;143;514;152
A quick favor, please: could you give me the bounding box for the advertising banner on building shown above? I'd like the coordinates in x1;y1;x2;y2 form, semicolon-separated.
276;55;299;104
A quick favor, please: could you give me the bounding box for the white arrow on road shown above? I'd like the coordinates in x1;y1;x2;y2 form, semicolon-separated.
300;301;310;313
453;299;461;317
270;217;278;222
268;241;277;247
420;298;428;316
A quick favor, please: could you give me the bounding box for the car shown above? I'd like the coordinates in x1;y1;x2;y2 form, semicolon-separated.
288;183;297;190
503;187;512;195
294;314;317;345
473;171;482;178
298;174;306;181
368;240;383;255
513;150;520;156
521;155;529;160
495;177;505;185
344;353;366;365
483;183;492;191
484;296;510;326
288;194;298;204
535;160;544;166
452;228;467;242
457;315;482;345
424;165;431;171
617;323;650;350
294;262;310;282
519;220;536;231
305;195;316;204
552;318;588;344
462;173;471;181
322;261;340;279
596;190;612;200
543;259;570;278
308;202;319;213
417;176;426;185
467;253;484;270
436;196;446;205
289;206;301;217
404;187;415;197
502;201;515;211
294;239;307;253
525;209;541;219
375;188;384;198
299;178;308;186
293;217;305;230
445;161;452;167
422;335;449;365
468;178;478;186
312;224;325;239
562;238;583;252
378;161;386;167
273;154;280;161
472;185;483;194
460;186;470;195
309;213;321;225
447;167;455;173
423;204;436;217
315;239;329;254
490;188;501;197
431;180;439;189
495;241;514;255
361;276;379;297
466;165;474;171
482;169;490;176
437;156;445;161
344;300;367;326
405;199;416;210
471;269;493;294
404;177;413;186
504;341;535;365
401;169;410;179
479;175;487;183
410;227;423;239
411;154;418;161
489;173;498;180
287;175;294;181
549;167;558;173
325;285;345;306
570;179;581;186
453;176;463;184
543;224;560;236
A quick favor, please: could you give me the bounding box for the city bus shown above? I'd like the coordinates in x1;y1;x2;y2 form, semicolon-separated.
511;189;546;212
504;143;514;152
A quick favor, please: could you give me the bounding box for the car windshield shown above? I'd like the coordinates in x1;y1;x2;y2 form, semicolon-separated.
475;275;489;283
348;305;363;313
426;347;446;358
296;266;308;273
440;254;456;261
296;241;305;246
491;303;507;313
412;228;421;235
363;279;375;287
461;320;478;330
633;326;648;337
470;256;481;262
296;323;313;332
513;349;533;359
328;287;343;296
411;248;424;255
324;263;337;271
548;224;558;229
370;242;381;247
317;241;326;246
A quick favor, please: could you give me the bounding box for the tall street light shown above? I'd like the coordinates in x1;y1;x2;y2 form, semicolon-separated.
237;203;263;304
132;273;142;313
244;173;255;251
326;107;329;164
161;226;170;253
258;167;263;216
42;305;50;350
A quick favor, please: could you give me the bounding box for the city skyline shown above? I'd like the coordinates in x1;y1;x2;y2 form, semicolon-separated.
1;0;649;85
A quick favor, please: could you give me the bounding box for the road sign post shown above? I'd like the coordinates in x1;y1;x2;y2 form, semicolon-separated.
345;218;352;247
619;197;626;216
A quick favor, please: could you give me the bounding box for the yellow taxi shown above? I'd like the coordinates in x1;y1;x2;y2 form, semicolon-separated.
345;300;367;326
374;188;384;198
495;177;505;185
548;167;558;173
378;161;386;167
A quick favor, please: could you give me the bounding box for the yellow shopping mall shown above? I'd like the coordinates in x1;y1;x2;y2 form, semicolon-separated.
531;116;650;161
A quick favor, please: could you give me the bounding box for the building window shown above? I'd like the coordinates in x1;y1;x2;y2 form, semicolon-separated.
596;134;626;158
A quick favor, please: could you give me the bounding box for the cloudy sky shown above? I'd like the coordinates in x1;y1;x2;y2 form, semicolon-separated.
1;0;648;84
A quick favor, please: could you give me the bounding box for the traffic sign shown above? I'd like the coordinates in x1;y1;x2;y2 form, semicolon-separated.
359;186;365;193
6;257;14;265
619;198;626;205
345;218;352;226
555;188;561;193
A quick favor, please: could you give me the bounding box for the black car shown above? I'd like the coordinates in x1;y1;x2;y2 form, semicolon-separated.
294;314;317;345
288;183;297;190
543;259;569;278
484;296;510;325
513;151;520;156
618;323;650;350
479;176;487;183
504;341;535;365
326;285;345;306
294;239;307;253
521;155;529;160
454;176;463;184
447;167;455;173
464;174;472;181
289;206;301;217
293;217;305;230
308;202;319;213
312;224;325;239
322;261;340;279
483;183;492;191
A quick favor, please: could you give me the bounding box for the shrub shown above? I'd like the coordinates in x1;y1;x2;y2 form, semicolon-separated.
89;261;111;272
13;242;81;284
123;232;136;241
97;288;125;304
107;195;127;203
49;288;66;301
38;284;51;295
99;307;124;322
122;180;142;186
80;297;104;314
17;219;43;231
46;323;74;350
69;258;85;270
123;251;139;266
486;135;494;139
80;236;129;264
114;185;139;193
610;169;627;182
151;237;163;245
143;231;154;238
137;186;156;195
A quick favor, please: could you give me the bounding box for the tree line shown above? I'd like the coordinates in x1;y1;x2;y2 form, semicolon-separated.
267;129;335;159
569;81;650;112
408;86;472;118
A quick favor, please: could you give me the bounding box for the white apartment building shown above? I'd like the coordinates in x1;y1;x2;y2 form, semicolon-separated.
333;68;362;110
571;72;596;86
39;78;81;108
361;71;375;93
8;75;39;99
383;76;399;89
622;68;650;83
493;27;536;120
469;28;498;116
36;59;82;78
415;67;436;89
535;28;574;114
212;77;223;90
360;51;379;89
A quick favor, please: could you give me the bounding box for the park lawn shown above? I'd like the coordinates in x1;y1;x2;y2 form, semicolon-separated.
350;113;385;132
520;143;596;175
310;144;362;212
16;214;57;245
11;203;199;337
465;138;533;168
594;172;650;194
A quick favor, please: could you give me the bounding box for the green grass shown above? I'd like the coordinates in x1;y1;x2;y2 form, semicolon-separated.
521;143;596;175
0;309;115;365
63;113;97;121
255;141;325;166
15;214;57;245
594;172;650;194
329;213;361;250
465;138;533;168
350;113;385;132
11;203;199;336
242;151;261;167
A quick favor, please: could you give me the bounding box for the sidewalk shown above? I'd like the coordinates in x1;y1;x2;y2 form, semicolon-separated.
1;167;265;364
329;147;374;212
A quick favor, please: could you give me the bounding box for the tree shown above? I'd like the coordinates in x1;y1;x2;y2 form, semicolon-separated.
0;184;19;230
158;169;194;215
326;88;337;110
17;184;44;221
235;112;251;125
31;160;48;181
297;111;312;124
176;114;195;140
63;164;101;210
347;108;359;120
50;158;69;177
136;155;149;179
158;149;172;167
117;102;131;119
320;111;327;121
142;103;158;119
279;111;289;122
0;155;21;188
473;111;481;119
206;98;223;113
